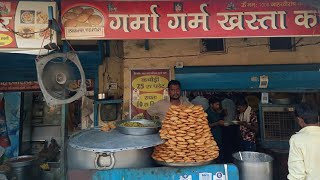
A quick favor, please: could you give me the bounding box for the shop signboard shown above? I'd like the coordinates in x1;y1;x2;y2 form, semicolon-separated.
62;0;319;40
0;1;57;49
130;69;170;119
0;79;94;92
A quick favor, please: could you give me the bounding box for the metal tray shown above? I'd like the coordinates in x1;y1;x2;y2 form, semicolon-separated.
69;128;164;152
154;159;214;167
116;119;161;136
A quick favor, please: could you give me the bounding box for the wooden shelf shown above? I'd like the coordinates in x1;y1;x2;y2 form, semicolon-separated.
32;124;61;127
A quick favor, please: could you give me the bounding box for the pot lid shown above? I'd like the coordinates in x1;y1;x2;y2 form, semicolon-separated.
68;128;164;152
7;155;36;167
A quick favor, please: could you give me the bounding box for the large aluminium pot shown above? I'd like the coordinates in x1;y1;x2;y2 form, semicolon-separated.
233;151;273;180
68;128;164;170
68;146;154;169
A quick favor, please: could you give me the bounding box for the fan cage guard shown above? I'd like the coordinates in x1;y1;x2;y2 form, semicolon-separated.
36;52;86;106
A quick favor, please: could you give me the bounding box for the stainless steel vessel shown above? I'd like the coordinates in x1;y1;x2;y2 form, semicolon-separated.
68;128;164;170
68;146;155;169
233;151;273;180
116;119;161;136
7;155;39;180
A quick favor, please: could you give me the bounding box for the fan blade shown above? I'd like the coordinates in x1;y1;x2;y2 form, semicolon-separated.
36;52;87;106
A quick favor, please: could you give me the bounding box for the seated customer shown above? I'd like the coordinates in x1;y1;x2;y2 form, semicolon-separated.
287;103;320;180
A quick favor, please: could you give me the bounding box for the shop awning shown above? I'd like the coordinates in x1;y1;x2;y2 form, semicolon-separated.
175;64;320;92
0;51;101;82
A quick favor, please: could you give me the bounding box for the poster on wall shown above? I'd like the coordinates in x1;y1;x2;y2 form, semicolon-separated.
1;93;21;159
130;69;170;119
62;0;320;40
0;1;57;50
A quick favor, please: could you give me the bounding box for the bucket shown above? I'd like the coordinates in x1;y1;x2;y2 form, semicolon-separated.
7;155;38;180
233;151;273;180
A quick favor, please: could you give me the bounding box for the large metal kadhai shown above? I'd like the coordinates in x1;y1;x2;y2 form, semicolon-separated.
69;128;164;153
116;119;161;136
68;128;165;170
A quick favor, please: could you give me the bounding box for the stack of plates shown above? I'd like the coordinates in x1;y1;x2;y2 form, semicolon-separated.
224;120;240;126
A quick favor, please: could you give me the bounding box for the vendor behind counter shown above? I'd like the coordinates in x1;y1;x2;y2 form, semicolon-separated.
143;80;191;121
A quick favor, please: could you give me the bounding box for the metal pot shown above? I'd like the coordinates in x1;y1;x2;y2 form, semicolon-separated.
233;151;273;180
0;164;10;179
98;93;106;100
68;128;164;170
7;155;39;180
68;146;155;169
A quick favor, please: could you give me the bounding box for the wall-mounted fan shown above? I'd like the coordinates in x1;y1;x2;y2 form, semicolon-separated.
36;52;86;106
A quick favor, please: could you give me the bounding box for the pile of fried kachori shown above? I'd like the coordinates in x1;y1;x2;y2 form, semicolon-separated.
63;6;103;27
152;105;219;163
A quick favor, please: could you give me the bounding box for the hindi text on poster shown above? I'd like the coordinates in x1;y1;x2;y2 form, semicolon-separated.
132;75;168;92
130;69;170;119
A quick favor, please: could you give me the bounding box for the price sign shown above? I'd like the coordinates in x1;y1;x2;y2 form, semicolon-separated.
130;69;170;119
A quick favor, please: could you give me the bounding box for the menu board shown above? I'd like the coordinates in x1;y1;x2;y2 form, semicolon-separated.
0;1;57;49
130;69;170;119
62;5;105;39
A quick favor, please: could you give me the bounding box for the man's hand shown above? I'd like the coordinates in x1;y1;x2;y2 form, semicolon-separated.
239;121;247;126
143;110;152;120
218;120;224;126
209;120;224;128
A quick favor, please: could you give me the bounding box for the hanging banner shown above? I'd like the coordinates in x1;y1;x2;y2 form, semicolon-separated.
130;69;170;119
61;0;319;40
0;79;95;92
0;1;57;49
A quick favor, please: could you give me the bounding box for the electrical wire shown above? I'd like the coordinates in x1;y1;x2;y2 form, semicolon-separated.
0;18;49;36
36;30;49;61
53;19;76;53
124;54;199;60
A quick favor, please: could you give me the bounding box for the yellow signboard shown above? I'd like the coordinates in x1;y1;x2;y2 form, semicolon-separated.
132;75;168;92
130;69;170;119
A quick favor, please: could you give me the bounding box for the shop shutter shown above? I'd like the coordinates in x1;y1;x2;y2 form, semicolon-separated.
0;51;101;82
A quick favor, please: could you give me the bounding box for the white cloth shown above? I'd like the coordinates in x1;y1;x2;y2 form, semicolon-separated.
221;98;236;122
239;106;252;123
287;126;320;180
191;96;209;111
147;97;191;121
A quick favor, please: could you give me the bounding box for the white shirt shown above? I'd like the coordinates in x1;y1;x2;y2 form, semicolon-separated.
191;96;209;111
221;98;236;122
287;126;320;180
147;97;191;121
